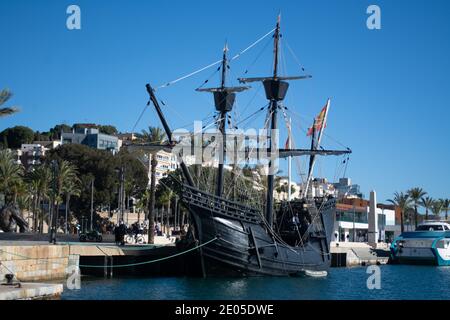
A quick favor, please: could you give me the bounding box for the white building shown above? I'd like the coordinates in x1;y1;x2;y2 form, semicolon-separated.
18;144;49;169
154;150;177;185
274;177;301;201
333;191;399;244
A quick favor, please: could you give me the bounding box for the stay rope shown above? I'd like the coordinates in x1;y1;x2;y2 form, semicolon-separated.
156;28;276;90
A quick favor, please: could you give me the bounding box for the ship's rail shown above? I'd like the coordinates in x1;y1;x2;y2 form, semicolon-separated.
182;184;262;224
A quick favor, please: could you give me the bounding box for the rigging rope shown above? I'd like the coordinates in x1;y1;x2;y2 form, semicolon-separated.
156;28;276;90
131;103;151;134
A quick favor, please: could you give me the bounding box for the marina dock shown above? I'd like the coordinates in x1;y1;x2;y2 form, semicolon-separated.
330;242;390;267
0;236;196;283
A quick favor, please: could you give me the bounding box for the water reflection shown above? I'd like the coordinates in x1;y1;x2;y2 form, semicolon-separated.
62;265;450;300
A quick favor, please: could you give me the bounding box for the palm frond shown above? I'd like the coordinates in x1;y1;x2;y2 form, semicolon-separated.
0;107;19;117
0;89;13;106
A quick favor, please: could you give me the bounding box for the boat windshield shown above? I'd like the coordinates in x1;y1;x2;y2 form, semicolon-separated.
416;225;445;231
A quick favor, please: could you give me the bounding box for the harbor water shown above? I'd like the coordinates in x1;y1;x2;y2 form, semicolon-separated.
61;265;450;300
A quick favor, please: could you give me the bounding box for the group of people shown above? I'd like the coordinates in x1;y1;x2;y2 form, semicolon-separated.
113;221;127;245
113;221;145;245
291;213;310;235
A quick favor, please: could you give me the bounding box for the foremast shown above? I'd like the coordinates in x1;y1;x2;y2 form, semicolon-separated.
196;44;249;197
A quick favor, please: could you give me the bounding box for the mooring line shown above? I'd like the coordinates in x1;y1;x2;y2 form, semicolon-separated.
0;237;218;269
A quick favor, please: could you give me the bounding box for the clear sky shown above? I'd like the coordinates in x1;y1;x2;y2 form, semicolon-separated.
1;0;449;204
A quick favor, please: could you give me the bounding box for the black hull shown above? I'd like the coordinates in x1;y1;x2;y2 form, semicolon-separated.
182;186;336;276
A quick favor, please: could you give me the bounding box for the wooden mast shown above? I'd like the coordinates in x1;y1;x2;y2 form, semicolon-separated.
146;84;195;187
216;43;228;197
265;15;281;227
196;44;249;197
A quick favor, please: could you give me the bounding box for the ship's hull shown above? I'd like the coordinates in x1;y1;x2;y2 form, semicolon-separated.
181;185;336;276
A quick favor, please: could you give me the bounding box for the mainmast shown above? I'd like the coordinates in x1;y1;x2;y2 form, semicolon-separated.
197;44;249;197
239;15;312;228
216;44;229;197
266;15;281;227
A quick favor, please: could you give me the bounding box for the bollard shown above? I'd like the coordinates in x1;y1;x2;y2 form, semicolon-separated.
5;274;14;285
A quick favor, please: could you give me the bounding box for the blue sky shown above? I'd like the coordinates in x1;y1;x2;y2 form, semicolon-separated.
1;0;449;204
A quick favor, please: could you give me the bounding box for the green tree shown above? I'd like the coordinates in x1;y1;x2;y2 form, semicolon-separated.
0;126;35;149
0;89;19;118
50;160;80;232
431;199;444;218
387;192;412;233
26;165;51;233
421;196;434;220
135;189;150;223
33;131;51;141
140;126;167;244
157;188;174;235
407;187;427;228
0;149;24;204
99;125;118;135
49;124;72;140
443;199;450;221
46;144;147;225
63;177;81;234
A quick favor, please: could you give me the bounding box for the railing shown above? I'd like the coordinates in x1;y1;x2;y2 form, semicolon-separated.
182;185;262;224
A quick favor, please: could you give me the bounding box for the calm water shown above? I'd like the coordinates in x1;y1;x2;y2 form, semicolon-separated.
61;265;450;300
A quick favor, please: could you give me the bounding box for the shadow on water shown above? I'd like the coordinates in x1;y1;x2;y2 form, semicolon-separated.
61;265;450;300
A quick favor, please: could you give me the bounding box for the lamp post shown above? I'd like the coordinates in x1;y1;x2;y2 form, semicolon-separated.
49;160;58;244
90;177;94;231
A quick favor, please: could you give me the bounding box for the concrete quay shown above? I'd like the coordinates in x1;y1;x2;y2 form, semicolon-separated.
0;237;195;282
330;241;390;267
0;242;74;282
0;282;63;300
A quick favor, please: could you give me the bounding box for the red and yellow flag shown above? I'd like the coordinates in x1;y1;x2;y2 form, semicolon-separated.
284;136;290;149
307;103;328;136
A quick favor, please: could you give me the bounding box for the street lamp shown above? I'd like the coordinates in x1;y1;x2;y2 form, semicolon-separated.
90;177;94;231
49;160;58;244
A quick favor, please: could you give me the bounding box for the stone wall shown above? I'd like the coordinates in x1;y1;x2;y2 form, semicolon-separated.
0;245;75;282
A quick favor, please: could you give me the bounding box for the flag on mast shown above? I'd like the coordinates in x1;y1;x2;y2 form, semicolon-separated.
307;100;329;136
284;136;290;149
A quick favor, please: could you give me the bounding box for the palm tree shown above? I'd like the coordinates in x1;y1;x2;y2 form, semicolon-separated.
421;196;434;221
387;192;412;233
62;178;81;234
443;199;450;221
431;199;444;219
27;165;51;233
49;160;79;233
158;188;174;235
0;89;19;118
140;126;167;244
407;187;427;228
135;189;150;224
0;149;24;204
